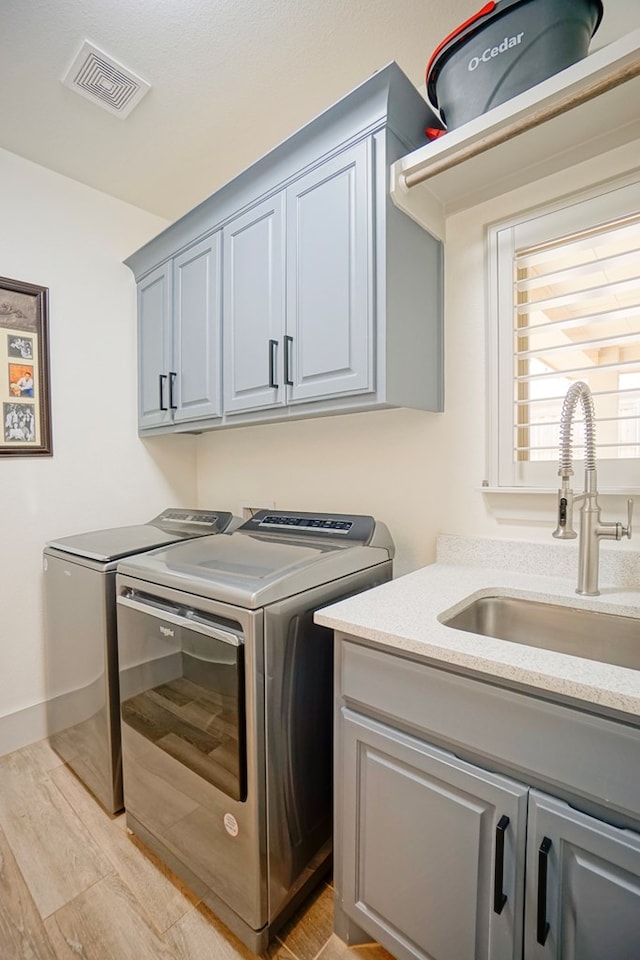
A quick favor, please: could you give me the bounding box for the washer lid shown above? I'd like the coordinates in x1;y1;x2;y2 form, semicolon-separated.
117;527;392;608
45;509;234;563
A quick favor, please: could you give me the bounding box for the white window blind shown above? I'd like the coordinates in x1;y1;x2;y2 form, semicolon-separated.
489;175;640;490
515;213;640;463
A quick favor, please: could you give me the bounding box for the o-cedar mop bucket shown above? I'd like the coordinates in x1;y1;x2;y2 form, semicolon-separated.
426;0;603;132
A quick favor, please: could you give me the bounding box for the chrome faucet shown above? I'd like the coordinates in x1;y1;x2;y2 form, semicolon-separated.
552;381;633;596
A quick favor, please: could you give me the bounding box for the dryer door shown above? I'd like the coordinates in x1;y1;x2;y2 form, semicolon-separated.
117;589;246;801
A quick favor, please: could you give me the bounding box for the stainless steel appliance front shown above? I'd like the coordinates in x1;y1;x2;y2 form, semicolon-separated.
43;509;235;814
115;510;394;951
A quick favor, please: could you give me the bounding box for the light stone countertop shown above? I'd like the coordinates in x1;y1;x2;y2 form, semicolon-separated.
315;536;640;719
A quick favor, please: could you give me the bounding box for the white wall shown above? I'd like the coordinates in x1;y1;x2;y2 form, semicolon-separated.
0;147;198;754
196;408;452;577
196;139;640;576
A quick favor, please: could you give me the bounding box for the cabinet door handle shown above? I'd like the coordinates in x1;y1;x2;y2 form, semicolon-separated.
269;339;279;389
159;374;168;411
169;371;177;410
284;335;294;386
493;815;509;915
536;836;552;946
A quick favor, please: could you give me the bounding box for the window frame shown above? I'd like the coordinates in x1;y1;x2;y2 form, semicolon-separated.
486;170;640;492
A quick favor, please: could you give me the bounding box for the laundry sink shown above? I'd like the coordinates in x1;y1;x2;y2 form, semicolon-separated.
441;595;640;671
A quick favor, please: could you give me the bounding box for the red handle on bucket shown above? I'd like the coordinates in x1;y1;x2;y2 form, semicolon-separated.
425;1;497;86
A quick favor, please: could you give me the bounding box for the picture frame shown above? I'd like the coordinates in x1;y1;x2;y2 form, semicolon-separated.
0;276;52;456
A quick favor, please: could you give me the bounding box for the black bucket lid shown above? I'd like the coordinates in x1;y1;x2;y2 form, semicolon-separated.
425;0;604;109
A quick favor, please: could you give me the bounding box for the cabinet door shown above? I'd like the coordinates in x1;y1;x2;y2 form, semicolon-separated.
286;139;372;404
172;233;222;423
223;195;286;414
339;709;528;960
525;789;640;960
138;264;172;429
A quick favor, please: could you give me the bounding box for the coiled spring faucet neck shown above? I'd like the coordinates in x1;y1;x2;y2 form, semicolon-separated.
557;380;596;478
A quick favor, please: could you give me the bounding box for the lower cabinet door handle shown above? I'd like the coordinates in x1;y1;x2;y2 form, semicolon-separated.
493;815;510;915
269;339;279;389
159;373;167;411
169;371;177;410
284;335;294;386
537;836;552;946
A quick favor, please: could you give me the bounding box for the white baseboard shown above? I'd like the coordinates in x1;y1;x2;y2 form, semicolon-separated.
0;699;51;758
0;677;104;758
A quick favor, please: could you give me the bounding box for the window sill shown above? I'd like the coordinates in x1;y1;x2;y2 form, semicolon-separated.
479;487;640;496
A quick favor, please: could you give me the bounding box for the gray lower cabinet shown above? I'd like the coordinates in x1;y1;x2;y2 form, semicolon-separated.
126;62;443;435
138;233;222;429
525;790;640;960
340;709;528;960
335;638;640;960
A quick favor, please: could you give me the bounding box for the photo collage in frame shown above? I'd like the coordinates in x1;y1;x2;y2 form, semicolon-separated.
0;277;52;456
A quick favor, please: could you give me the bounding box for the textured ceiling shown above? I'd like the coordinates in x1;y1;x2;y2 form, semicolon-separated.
0;0;636;220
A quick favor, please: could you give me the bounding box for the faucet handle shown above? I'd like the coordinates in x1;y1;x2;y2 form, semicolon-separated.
621;498;633;540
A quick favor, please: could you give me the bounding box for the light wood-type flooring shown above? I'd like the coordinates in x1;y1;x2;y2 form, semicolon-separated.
0;738;394;960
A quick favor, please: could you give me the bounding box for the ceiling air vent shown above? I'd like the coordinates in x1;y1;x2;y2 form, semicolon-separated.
62;41;151;118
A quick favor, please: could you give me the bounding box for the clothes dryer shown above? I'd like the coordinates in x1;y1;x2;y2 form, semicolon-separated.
115;509;394;951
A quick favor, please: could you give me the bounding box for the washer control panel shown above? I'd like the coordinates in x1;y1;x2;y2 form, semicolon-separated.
240;510;376;543
153;509;234;534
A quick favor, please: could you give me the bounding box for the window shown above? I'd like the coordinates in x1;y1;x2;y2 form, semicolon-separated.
488;175;640;490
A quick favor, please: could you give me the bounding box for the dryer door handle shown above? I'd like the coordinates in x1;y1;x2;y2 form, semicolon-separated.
117;594;243;646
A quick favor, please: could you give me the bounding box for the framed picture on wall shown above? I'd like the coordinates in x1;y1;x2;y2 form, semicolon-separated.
0;275;52;456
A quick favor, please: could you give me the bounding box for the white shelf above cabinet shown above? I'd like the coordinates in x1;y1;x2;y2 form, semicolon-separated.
390;28;640;241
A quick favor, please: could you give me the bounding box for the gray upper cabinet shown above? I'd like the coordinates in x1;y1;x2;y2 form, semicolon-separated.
223;194;285;415
172;233;222;423
137;235;222;429
223;139;372;417
138;264;172;430
125;62;443;435
285;139;372;405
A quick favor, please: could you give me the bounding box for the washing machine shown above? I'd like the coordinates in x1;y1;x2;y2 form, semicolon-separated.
115;509;394;952
43;508;237;814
